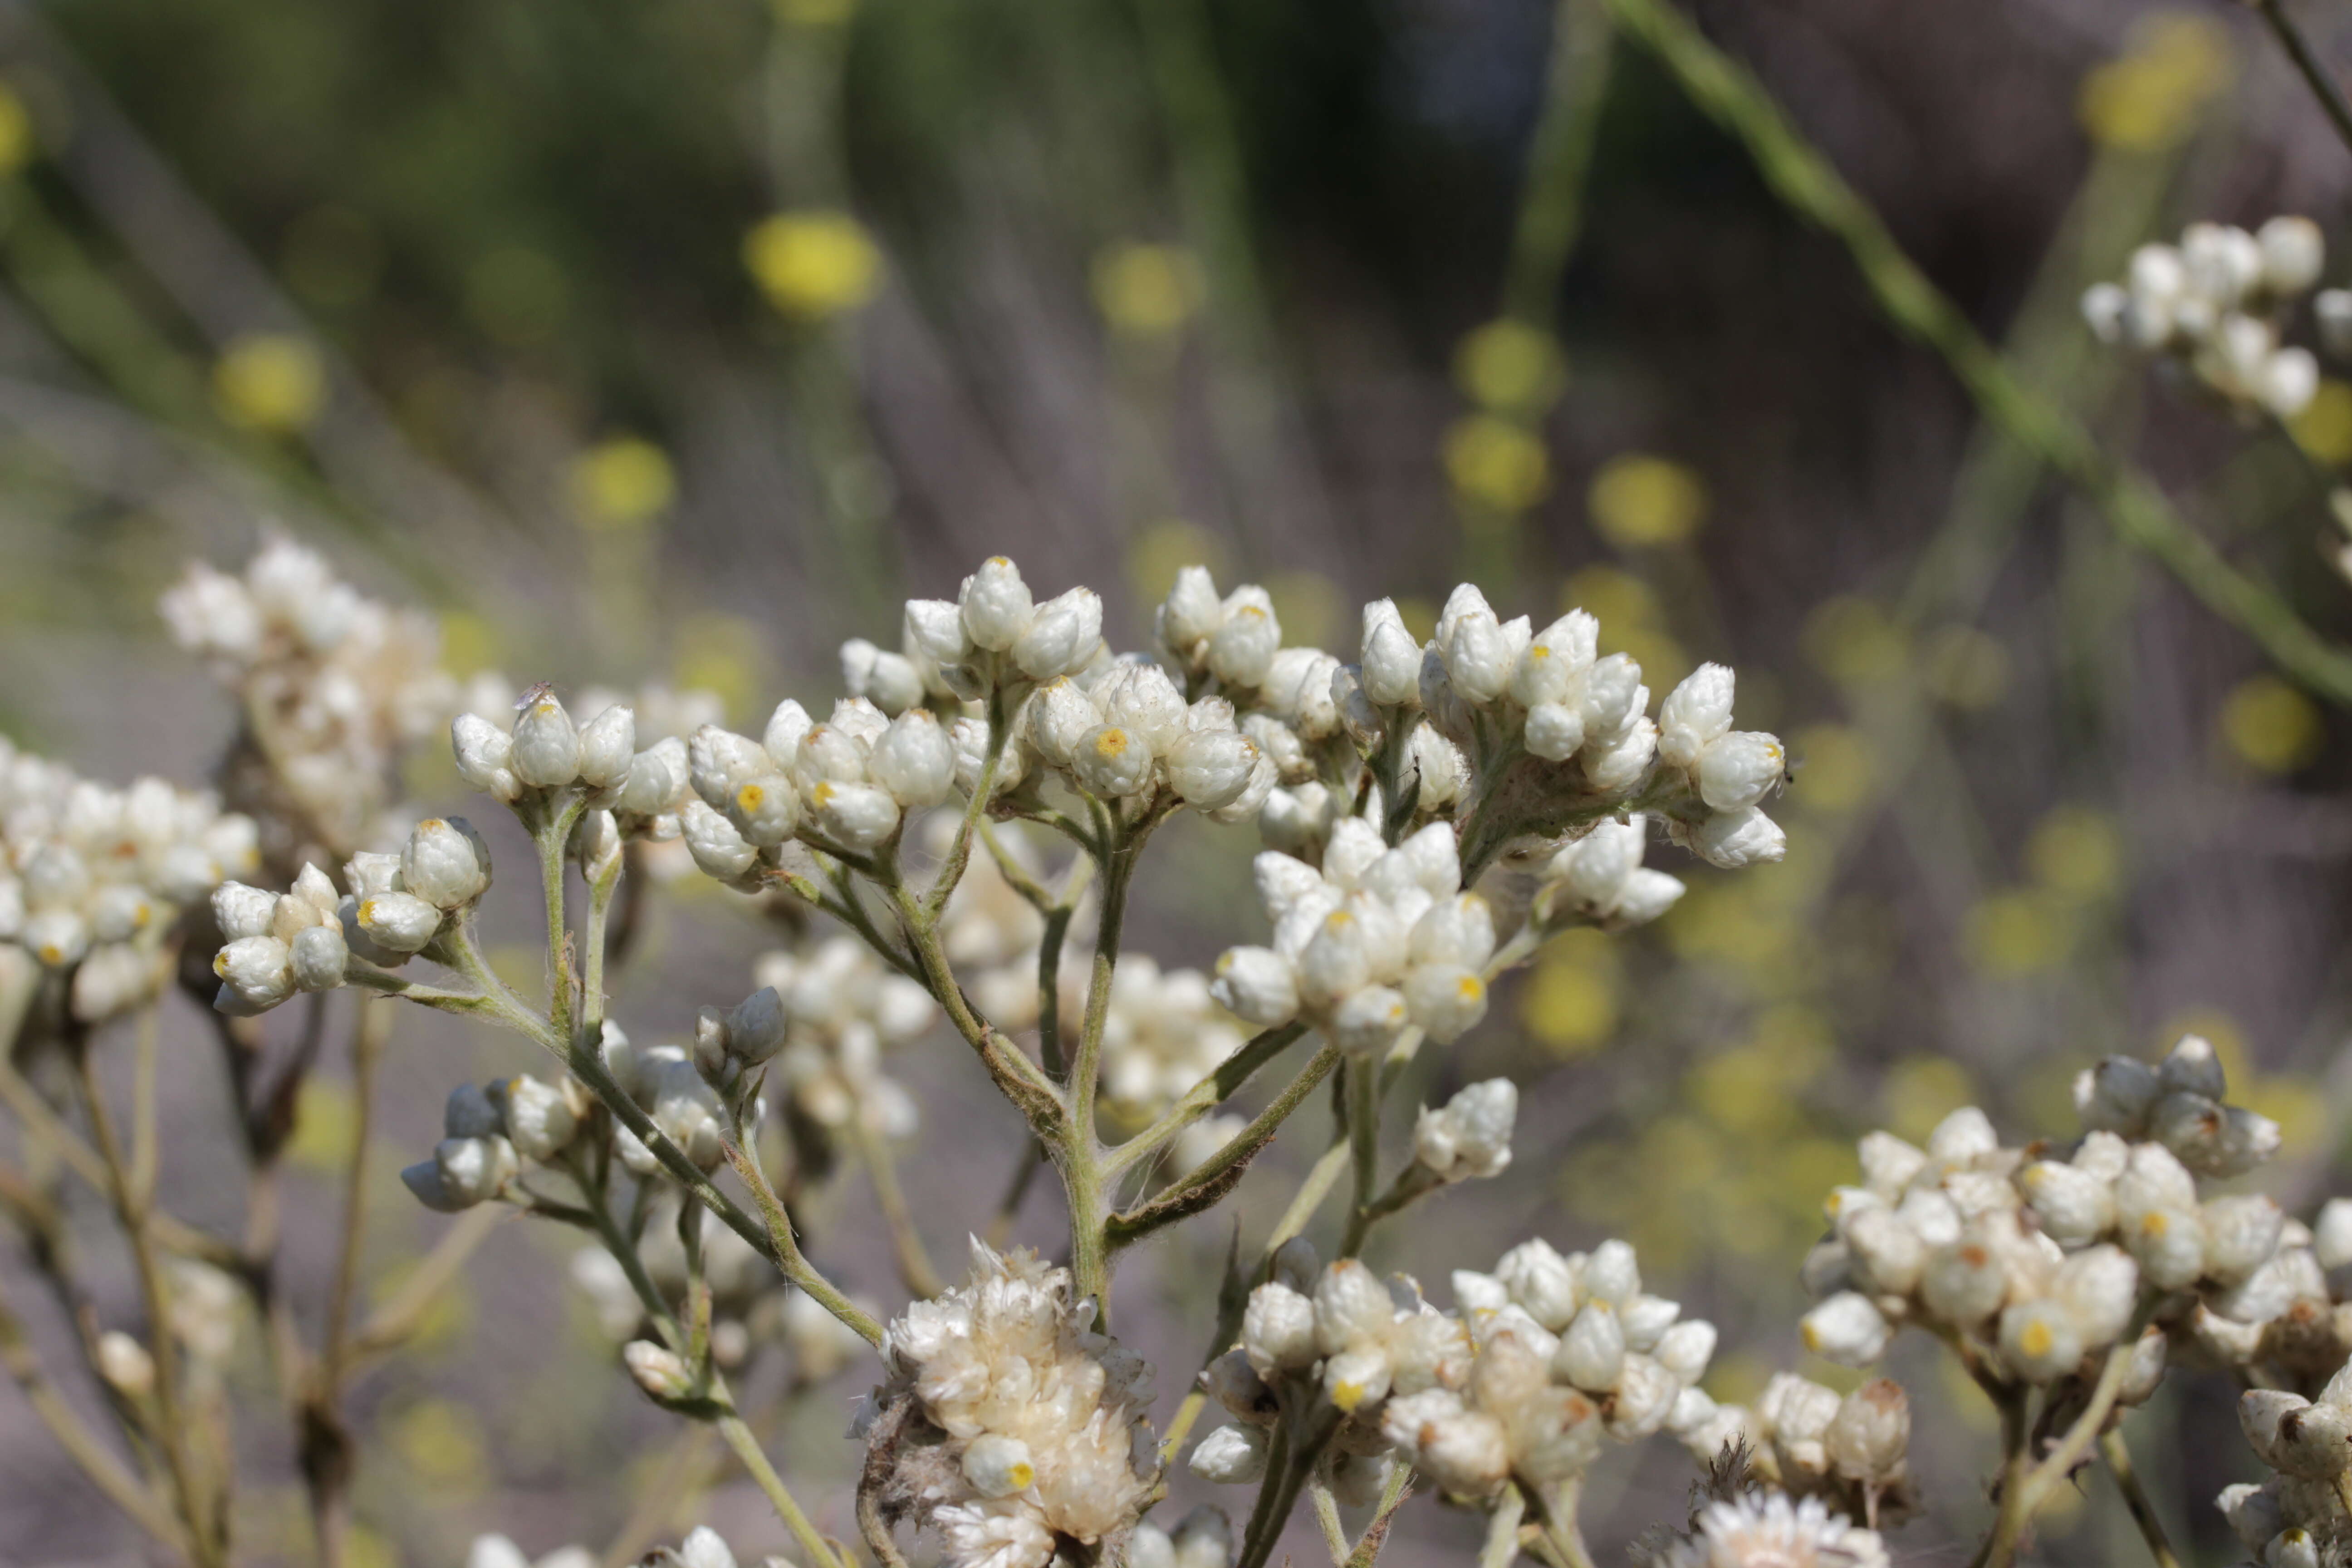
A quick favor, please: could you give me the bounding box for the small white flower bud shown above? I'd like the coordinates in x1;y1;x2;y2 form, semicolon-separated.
1496;1240;1581;1330
402;818;492;909
1656;664;1735;770
95;1330;155;1398
2202;1194;2285;1284
1168;728;1260;811
1522;701;1586;762
724;987;789;1064
500;1074;578;1161
1675;807;1787;869
576;706;637;789
724;774;799;847
869;711;956;808
681;800;758;882
1800;1292;1891;1365
1322;1348;1392;1412
623;1339;697;1401
2053;1244;2138;1348
513;695;582;788
1329;985;1407;1055
1188;1423;1269;1484
1826;1379;1909;1484
1383;1389;1510;1496
452;714;520;800
1011;587;1103;679
1442;608;1512;704
1653;1318;1716;1384
2018;1159;2115;1247
1071;725;1156;799
905;598;970;665
1242;1283;1320;1375
1211;946;1298;1026
214;935;294;1012
1607;1353;1681;1439
212;882;277;942
1695;732;1785;812
2314;1198;2352;1270
1360;600;1423;707
960;1433;1036;1498
1160;566;1225;657
289;923;348;991
2259;215;2325;295
1409;892;1496;969
2122;1205;2206;1291
1413;1078;1516;1181
1555;1301;1626;1392
1401;963;1486;1044
1207;597;1280;688
2081;281;2127;343
1583;1239;1641;1306
1999;1299;2083;1384
960;557;1033;651
806;780;900;850
356;892;442;955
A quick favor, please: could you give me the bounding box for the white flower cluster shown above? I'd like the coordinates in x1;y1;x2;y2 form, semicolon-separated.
745;934;938;1138
161;535;456;863
682;695;956;876
1410;1078;1519;1184
904;556;1107;701
210;816;492;1014
1651;1492;1889;1568
2225;1360;2352;1568
398;1074;582;1212
1210;819;1491;1054
1534;813;1687;930
878;1240;1156;1568
1190;1235;1712;1507
1097;955;1247;1128
2082;217;2326;418
635;1527;785;1568
1018;662;1271;818
455;691;703;858
468;1534;595;1568
1682;1374;1911;1520
0;739;258;1020
601;1022;730;1175
1799;1036;2295;1395
1129;1508;1233;1568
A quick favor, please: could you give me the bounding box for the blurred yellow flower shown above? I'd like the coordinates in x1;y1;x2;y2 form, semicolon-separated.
1882;1055;1975;1142
287;1078;358;1172
1392;595;1438;643
1921;624;2009;710
1522;929;1620;1054
1964;888;2071;976
1565;564;1660;634
1454;319;1564;416
2291;380;2352;466
1588;454;1708;549
2026;805;2122;902
1266;571;1343;653
1128;519;1230;608
1789;723;1872;815
1444;415;1550;512
346;1524;399;1568
437;609;500;679
2220;674;2323;774
0;85;36;178
676;612;768;724
571;437;676;531
389;1398;487;1490
2077;11;2231;152
213;333;327;434
745;211;882;319
1802;597;1906;686
774;0;858;24
1092;243;1203;338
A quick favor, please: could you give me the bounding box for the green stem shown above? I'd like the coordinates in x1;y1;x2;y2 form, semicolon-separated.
1501;0;1616;331
2098;1428;2180;1568
1602;0;2352;707
1107;1041;1340;1249
1477;1485;1527;1568
1105;1021;1309;1177
1340;1061;1382;1258
2249;0;2352;161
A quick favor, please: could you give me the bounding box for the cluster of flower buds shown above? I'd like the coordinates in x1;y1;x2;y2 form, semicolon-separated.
1534;813;1687;930
869;1240;1156;1568
0;740;259;1020
602;1022;730;1174
904;557;1106;701
1678;1373;1912;1524
1156;568;1298;697
2082;217;2326;418
640;1528;781;1568
1019;662;1272;818
162;536;458;866
747;935;937;1143
1648;1491;1889;1568
2229;1363;2352;1567
453;688;691;845
400;1081;556;1212
1410;1078;1519;1184
1389;1237;1718;1498
210;816;494;1014
1096;956;1248;1129
683;695;956;877
1801;1038;2300;1401
1189;1243;1460;1499
1210;820;1491;1054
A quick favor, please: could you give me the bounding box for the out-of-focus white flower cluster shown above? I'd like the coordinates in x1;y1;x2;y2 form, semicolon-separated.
397;1074;585;1212
872;1240;1157;1568
1097;955;1245;1127
1190;1234;1713;1508
162;535;456;866
1411;1078;1519;1185
1681;1373;1912;1527
2082;216;2327;418
1798;1036;2312;1402
745;934;937;1141
466;1534;595;1568
1210;819;1492;1056
1016;662;1272;820
0;738;258;1021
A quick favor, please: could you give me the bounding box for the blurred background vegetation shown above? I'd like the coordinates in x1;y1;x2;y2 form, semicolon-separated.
7;0;2352;1563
